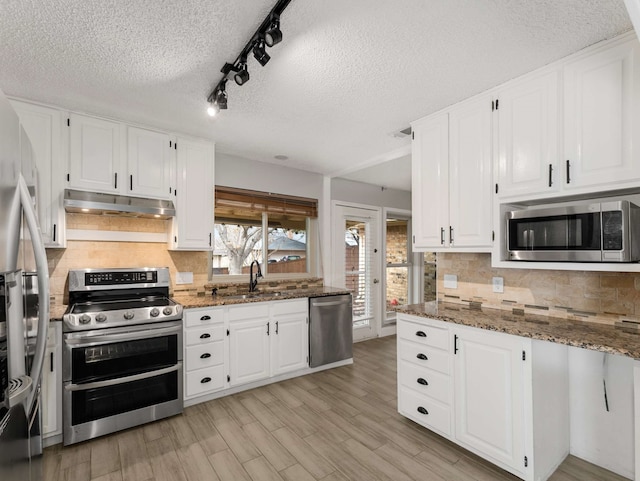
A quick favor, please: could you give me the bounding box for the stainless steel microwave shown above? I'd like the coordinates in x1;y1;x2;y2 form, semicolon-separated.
506;201;640;262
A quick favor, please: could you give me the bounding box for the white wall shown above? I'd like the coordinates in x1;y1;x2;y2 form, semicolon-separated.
569;348;634;479
331;178;411;210
216;152;323;199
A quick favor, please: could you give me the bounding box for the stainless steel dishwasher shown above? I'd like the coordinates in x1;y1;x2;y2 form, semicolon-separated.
308;294;353;367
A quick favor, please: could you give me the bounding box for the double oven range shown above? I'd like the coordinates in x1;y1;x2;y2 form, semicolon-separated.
62;267;183;445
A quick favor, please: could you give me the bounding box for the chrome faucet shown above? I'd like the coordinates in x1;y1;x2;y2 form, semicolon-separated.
249;260;262;292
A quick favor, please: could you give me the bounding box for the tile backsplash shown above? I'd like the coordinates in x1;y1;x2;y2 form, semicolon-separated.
437;253;640;324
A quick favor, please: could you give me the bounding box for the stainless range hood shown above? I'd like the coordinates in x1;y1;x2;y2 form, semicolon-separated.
64;189;175;219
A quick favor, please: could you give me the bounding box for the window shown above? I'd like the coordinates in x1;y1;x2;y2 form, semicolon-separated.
212;186;317;278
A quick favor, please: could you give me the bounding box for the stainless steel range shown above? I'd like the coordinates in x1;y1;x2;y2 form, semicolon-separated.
62;267;183;445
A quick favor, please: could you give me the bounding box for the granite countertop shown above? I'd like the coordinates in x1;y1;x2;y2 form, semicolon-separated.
395;301;640;359
173;286;350;309
49;287;351;321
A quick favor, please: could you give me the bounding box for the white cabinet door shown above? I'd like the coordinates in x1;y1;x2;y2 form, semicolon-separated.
42;322;61;437
564;38;640;190
497;70;560;198
68;113;122;193
453;327;525;476
448;95;493;247
170;137;214;250
411;113;449;250
229;318;270;387
271;315;308;376
127;126;172;199
11;101;66;247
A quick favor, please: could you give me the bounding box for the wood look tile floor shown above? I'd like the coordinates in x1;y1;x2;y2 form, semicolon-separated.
44;336;629;481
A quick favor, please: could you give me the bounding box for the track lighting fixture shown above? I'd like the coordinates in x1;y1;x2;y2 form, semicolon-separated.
253;40;270;66
205;0;293;115
264;16;283;47
234;61;250;86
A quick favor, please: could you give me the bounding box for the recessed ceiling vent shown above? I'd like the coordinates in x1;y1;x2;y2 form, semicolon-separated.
389;126;412;139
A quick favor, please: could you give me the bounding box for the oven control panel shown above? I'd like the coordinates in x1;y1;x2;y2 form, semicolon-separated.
68;268;169;292
63;303;183;332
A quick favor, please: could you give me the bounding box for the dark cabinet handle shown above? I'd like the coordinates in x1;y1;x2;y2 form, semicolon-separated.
566;159;571;184
454;334;459;354
53;223;57;242
209;232;212;246
417;378;429;386
267;322;270;335
200;315;211;321
114;172;118;189
50;352;54;372
416;331;427;338
548;164;553;187
200;353;211;359
440;227;445;245
130;174;133;191
416;353;428;360
200;333;211;339
417;406;429;415
449;226;454;244
276;321;279;334
201;377;211;384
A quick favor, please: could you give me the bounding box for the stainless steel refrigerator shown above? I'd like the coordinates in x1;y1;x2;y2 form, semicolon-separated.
0;87;50;481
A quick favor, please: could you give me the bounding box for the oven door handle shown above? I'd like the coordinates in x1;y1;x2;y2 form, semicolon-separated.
65;325;182;347
64;362;182;392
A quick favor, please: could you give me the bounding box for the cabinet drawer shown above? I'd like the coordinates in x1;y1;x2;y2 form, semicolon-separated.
398;387;451;437
399;361;450;404
185;341;224;371
185;364;225;398
184;308;224;327
397;320;448;350
270;298;307;316
185;325;225;346
398;339;449;375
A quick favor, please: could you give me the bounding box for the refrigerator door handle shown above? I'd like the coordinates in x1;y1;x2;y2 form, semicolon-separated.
18;174;49;410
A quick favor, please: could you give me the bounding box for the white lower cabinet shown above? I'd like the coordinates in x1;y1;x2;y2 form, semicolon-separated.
184;298;309;402
397;314;569;481
183;306;226;400
42;321;62;439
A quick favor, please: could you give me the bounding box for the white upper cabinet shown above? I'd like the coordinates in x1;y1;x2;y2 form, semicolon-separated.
411;95;493;252
126;126;173;199
411;113;449;249
448;95;493;248
68;113;122;194
11;100;66;247
563;37;640;191
170;137;214;250
496;70;560;198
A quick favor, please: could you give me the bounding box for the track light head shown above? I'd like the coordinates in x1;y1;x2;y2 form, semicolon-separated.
264;18;282;47
234;62;250;85
215;89;228;110
253;40;270;66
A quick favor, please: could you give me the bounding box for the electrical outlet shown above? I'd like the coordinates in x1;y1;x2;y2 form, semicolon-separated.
492;276;504;293
176;272;193;285
443;274;457;289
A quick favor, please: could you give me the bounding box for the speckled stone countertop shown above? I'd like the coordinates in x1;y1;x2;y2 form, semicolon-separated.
49;287;351;321
170;286;350;309
395;301;640;359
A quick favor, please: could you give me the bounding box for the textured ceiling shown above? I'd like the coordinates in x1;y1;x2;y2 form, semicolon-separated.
0;0;633;185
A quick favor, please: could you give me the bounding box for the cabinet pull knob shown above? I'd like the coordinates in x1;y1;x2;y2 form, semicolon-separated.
417;406;429;415
566;159;571;184
417;378;429;386
416;331;427;338
200;315;211;321
440;227;445;245
548;164;553;187
201;377;212;384
200;333;211;339
416;353;428;360
200;353;211;359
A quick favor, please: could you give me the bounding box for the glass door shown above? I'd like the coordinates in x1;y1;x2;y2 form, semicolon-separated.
333;204;381;342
